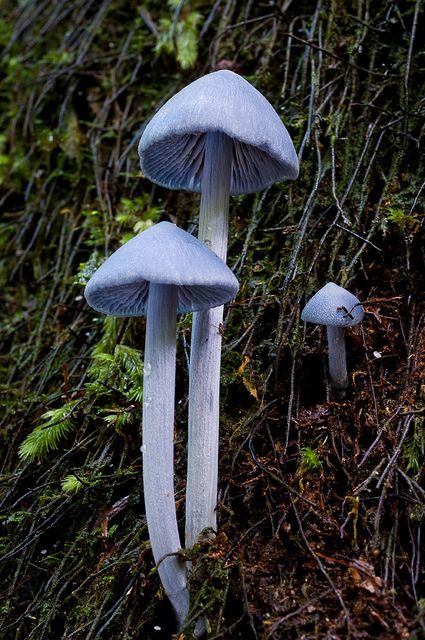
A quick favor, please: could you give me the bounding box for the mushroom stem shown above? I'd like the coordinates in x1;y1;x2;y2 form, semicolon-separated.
142;283;189;627
326;325;348;391
186;131;232;548
198;131;233;261
186;305;222;548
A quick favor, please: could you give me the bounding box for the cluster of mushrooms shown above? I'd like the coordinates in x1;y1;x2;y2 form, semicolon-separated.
84;71;364;633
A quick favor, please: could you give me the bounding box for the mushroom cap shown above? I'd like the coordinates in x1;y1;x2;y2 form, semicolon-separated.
138;70;299;195
84;222;239;317
301;282;364;327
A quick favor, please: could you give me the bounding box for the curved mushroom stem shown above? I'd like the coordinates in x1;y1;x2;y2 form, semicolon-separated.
142;283;189;628
326;325;348;395
186;131;232;548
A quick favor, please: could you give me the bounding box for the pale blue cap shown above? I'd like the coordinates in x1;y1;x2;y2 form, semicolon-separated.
84;222;239;317
138;70;299;195
301;282;364;327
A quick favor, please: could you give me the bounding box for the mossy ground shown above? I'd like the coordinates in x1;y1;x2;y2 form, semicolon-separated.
0;1;424;638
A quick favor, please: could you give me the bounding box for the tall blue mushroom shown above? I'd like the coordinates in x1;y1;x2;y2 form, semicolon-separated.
84;221;239;629
138;70;299;549
301;282;364;396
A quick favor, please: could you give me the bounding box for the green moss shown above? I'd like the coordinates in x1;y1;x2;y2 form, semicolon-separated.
19;399;83;461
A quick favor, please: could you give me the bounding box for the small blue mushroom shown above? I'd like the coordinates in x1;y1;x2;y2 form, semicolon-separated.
301;282;364;396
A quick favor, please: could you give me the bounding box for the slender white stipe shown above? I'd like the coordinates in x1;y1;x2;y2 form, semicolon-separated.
326;325;348;390
186;131;232;548
142;283;189;626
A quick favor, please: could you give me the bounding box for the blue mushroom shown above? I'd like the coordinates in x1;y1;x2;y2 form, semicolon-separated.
85;221;238;630
139;70;299;549
301;282;364;396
